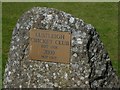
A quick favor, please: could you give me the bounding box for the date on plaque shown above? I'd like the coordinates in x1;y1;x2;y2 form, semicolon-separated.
29;29;71;64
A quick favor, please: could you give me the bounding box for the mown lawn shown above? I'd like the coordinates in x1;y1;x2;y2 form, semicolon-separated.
2;2;119;87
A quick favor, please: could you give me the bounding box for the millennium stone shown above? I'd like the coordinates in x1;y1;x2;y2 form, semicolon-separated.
3;7;119;88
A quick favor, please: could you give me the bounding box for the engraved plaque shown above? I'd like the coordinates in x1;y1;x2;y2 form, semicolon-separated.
29;29;71;63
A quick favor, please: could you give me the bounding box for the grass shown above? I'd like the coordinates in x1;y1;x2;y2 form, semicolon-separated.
0;2;2;90
2;2;119;87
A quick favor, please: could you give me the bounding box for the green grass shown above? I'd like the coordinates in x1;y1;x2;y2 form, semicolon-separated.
2;2;119;87
0;2;2;90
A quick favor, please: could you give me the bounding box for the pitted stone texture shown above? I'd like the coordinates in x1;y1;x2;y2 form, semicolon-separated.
3;7;119;88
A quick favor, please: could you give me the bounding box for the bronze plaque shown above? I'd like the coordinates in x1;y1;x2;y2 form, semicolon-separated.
29;29;71;64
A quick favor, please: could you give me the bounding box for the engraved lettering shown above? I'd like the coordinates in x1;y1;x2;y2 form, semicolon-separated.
35;32;64;39
29;29;71;63
55;40;69;45
43;50;55;55
30;38;52;44
41;45;49;48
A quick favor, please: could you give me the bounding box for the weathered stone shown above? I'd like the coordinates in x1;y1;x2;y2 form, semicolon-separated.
3;7;119;88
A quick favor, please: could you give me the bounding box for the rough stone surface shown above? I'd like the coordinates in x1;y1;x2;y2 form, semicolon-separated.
3;7;119;88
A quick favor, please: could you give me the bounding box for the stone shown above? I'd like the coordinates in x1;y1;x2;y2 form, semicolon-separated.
3;7;119;88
